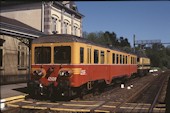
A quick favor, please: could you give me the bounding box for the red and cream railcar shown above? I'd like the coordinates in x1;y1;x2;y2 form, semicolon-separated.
28;34;137;98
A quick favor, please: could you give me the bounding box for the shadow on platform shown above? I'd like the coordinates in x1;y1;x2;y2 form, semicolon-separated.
12;87;28;94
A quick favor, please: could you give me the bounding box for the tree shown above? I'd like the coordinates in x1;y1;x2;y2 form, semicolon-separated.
145;43;170;69
82;31;88;38
83;31;132;53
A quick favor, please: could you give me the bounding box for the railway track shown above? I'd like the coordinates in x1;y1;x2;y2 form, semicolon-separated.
1;71;169;113
129;71;169;113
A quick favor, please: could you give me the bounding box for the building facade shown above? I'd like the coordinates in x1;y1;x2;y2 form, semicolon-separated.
0;1;84;37
0;16;44;84
0;1;83;84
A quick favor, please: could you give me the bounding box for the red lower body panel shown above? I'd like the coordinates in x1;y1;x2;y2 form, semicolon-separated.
31;64;137;87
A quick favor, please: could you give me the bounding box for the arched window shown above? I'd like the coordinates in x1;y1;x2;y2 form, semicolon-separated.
73;23;78;35
51;15;59;34
63;19;70;34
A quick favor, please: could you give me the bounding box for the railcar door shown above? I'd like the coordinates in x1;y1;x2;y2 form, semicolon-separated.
87;46;92;89
106;50;111;83
129;55;131;76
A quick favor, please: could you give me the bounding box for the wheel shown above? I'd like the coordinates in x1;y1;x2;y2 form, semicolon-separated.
78;86;86;99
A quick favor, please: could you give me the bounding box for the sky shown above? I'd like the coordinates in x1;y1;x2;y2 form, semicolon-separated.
76;1;170;47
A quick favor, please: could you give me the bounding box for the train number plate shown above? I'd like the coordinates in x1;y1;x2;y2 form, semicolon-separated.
48;77;57;81
80;70;86;75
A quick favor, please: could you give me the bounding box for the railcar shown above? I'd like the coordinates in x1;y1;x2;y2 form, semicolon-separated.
137;56;151;76
27;34;138;99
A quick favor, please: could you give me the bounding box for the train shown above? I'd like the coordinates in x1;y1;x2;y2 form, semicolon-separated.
137;56;150;76
27;34;150;99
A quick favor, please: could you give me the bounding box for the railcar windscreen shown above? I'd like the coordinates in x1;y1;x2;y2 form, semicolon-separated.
34;47;51;64
54;46;71;64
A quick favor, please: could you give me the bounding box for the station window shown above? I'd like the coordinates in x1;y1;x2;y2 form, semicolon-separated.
18;43;27;68
63;20;70;34
64;22;68;34
51;16;58;34
116;54;119;64
73;24;78;36
94;49;99;64
112;53;115;64
80;47;84;63
87;48;91;64
100;51;105;64
0;48;2;67
0;39;5;68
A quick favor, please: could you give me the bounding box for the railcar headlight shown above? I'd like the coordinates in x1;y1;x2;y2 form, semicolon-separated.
38;71;43;76
59;71;71;77
60;71;65;76
33;70;43;76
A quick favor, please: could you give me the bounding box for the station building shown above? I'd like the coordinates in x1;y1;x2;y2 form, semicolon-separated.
0;1;84;84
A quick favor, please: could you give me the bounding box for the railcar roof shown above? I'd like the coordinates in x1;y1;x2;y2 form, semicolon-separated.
32;34;92;44
32;34;136;55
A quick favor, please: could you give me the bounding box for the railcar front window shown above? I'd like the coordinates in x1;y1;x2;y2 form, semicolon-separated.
54;46;71;64
35;47;51;64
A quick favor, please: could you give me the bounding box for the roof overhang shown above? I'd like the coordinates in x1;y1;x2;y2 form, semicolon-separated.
0;21;45;40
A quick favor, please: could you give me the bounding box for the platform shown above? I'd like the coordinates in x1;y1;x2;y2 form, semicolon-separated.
0;83;27;99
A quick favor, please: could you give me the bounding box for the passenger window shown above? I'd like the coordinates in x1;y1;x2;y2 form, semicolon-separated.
126;56;128;64
131;57;134;64
116;54;119;64
94;49;99;64
120;55;122;64
112;53;115;64
107;50;110;64
80;47;84;63
123;55;125;64
137;57;139;62
100;51;105;64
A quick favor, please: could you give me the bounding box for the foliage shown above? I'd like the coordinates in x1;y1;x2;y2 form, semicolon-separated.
145;44;170;69
83;31;131;52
